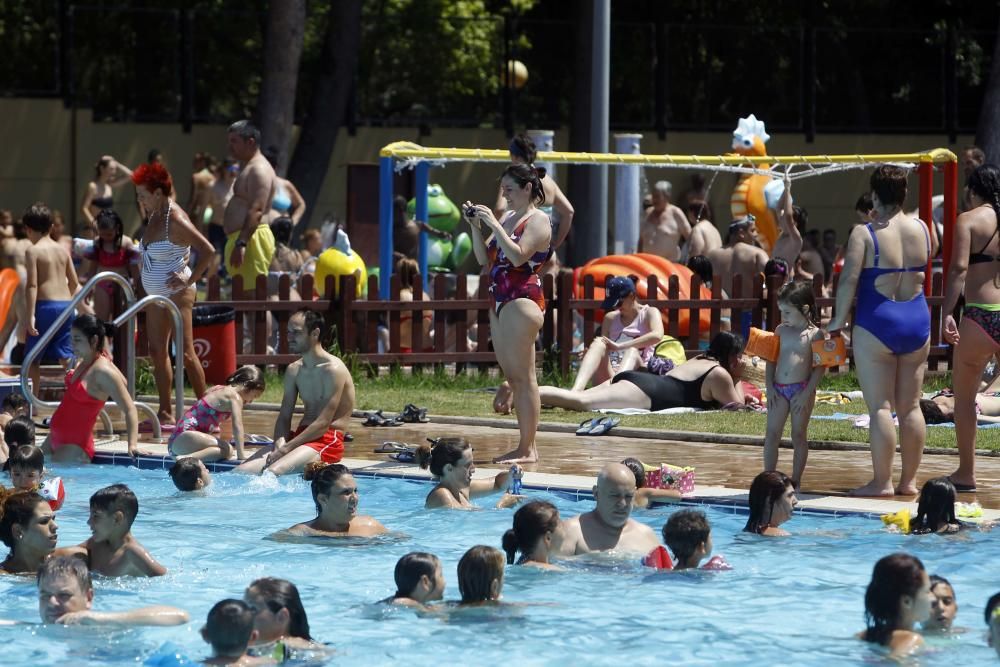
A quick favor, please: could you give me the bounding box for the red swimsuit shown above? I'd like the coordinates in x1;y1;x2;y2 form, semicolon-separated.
49;359;107;460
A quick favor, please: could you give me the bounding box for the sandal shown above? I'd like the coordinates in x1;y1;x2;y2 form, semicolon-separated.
390;450;417;463
363;410;403;427
245;434;274;446
400;403;430;424
374;441;412;454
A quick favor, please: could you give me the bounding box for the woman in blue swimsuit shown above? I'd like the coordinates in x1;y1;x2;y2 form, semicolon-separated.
941;163;1000;492
829;165;932;497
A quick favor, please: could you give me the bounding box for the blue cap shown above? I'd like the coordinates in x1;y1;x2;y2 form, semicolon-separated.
601;276;636;309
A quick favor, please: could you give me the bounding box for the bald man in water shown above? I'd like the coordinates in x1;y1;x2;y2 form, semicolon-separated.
554;463;660;556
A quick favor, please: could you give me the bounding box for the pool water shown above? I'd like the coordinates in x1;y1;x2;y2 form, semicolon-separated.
1;464;999;666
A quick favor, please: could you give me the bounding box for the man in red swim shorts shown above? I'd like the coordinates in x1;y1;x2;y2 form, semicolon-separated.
235;308;355;476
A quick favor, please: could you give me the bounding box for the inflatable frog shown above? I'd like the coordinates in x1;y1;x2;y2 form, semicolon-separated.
407;184;472;272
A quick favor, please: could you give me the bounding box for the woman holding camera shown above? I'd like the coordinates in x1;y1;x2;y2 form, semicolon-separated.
465;164;552;464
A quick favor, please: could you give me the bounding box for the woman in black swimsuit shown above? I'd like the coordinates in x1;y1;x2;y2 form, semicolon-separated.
941;163;1000;492
80;155;133;235
537;332;747;412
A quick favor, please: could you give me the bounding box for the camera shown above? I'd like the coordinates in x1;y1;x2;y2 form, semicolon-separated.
464;205;477;219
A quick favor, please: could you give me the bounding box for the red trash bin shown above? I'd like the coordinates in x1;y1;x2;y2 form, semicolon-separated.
191;306;236;384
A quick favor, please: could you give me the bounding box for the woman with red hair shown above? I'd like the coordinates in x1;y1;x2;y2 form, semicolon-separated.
132;162;214;428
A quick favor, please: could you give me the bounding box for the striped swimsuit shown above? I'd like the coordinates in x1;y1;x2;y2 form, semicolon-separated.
139;199;192;297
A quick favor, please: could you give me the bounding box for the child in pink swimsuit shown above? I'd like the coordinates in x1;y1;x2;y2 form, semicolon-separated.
763;282;825;489
167;366;266;461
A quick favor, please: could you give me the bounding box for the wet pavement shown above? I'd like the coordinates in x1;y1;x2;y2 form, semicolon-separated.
232;409;1000;508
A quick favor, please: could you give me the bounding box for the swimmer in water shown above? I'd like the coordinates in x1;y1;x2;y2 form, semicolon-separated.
660;509;715;571
922;575;958;633
169;457;213;491
381;552;446;609
858;553;933;659
911;477;960;535
36;556;187;626
502;500;563;570
553;463;660;556
743;471;797;536
285;463;387;537
243;577;327;657
75;484;167;577
416;437;521;510
200;599;270;666
457;545;506;606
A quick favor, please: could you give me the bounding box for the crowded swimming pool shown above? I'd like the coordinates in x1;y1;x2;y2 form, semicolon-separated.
0;464;997;666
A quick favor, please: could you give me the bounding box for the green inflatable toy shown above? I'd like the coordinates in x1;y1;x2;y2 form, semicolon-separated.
407;184;472;272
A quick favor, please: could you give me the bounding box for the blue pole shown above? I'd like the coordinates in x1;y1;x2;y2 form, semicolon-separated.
378;156;394;299
415;162;429;278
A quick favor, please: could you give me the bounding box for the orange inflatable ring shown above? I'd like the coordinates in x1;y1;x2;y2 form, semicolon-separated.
576;254;712;336
0;268;19;333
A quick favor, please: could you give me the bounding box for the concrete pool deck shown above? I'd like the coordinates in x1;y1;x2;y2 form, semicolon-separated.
83;406;1000;522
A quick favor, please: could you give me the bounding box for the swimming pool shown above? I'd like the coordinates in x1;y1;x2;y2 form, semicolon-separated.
1;464;998;666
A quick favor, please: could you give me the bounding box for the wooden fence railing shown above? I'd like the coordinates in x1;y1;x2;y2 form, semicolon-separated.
134;271;953;375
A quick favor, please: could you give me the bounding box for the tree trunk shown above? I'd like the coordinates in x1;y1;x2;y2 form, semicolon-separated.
286;0;363;239
255;0;306;175
976;16;1000;163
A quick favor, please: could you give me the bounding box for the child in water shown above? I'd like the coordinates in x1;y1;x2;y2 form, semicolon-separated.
911;477;960;534
763;281;825;488
457;545;506;606
922;575;958;633
168;366;266;462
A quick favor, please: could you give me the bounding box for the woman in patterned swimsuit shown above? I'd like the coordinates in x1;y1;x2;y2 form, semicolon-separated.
167;366;265;462
941;163;1000;492
465;164;552;463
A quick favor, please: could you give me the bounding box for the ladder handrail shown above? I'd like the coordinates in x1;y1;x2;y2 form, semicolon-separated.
19;272;180;440
112;295;185;427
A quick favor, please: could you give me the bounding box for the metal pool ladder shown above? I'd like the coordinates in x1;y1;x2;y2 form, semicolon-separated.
20;271;186;440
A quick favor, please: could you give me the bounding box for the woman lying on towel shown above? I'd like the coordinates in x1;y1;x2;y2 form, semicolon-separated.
537;332;750;413
920;390;1000;425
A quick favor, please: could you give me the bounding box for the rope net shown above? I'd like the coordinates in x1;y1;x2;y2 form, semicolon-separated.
381;142;957;179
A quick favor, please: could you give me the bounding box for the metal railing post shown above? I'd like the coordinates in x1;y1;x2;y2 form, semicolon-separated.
20;271;169;439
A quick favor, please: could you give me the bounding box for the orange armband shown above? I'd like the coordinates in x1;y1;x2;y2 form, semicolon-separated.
745;327;779;363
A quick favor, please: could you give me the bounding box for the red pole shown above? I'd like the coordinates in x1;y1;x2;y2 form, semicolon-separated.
941;159;959;293
918;162;934;296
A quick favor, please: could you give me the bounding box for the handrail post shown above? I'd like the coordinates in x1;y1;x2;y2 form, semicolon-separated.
113;294;185;427
21;271;136;414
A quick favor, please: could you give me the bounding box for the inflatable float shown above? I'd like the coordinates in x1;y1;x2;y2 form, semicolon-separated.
575;254;712;336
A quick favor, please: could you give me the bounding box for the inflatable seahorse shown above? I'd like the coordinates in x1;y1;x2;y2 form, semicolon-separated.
729;114;784;252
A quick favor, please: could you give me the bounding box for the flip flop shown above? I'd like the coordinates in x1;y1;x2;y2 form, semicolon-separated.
588;416;621;435
948;476;977;493
374;441;411;454
576;417;603;436
245;434;274;446
390;450;417;463
400;404;430;424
